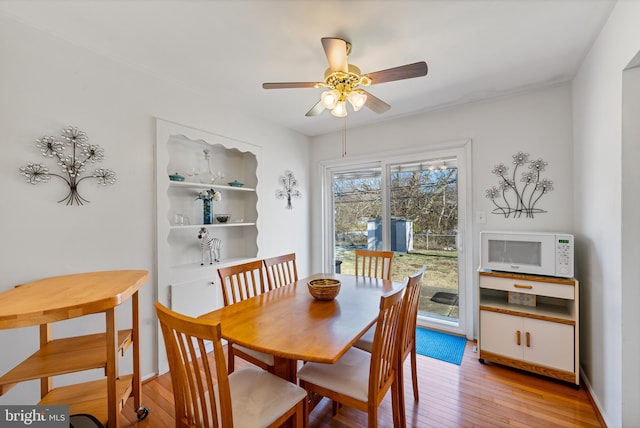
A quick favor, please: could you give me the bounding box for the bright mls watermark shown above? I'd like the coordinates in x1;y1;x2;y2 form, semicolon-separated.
0;406;68;427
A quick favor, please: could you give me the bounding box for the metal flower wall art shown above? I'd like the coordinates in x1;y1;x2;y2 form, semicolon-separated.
276;170;302;210
485;152;553;218
19;126;116;205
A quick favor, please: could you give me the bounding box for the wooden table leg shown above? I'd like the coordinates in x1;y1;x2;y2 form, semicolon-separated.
132;291;141;410
272;356;298;383
106;308;119;428
39;324;52;399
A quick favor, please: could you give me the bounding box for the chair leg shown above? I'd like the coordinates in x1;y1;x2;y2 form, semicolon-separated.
368;403;378;428
391;377;404;428
395;363;406;428
331;400;339;416
411;348;419;401
302;392;309;428
294;400;304;428
227;343;235;374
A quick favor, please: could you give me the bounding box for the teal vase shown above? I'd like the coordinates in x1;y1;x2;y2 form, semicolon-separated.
203;199;212;224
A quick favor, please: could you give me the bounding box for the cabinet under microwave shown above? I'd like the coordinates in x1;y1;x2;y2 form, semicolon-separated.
480;231;574;278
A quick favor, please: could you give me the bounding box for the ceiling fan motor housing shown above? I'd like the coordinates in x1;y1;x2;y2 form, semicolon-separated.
323;64;370;100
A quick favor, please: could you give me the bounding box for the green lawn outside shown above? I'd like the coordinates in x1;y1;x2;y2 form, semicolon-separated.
335;247;460;320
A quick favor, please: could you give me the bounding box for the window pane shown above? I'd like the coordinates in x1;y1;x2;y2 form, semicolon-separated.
333;168;382;275
389;158;459;323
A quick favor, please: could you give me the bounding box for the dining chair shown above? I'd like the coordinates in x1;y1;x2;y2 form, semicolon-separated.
354;265;426;404
354;249;394;280
296;282;406;428
154;302;307;428
263;253;298;290
351;249;395;360
217;260;275;374
396;265;425;403
217;259;269;306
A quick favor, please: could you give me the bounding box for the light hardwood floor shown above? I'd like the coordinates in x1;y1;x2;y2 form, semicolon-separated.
121;340;604;427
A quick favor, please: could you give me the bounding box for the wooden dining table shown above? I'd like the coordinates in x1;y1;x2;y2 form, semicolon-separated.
198;273;404;382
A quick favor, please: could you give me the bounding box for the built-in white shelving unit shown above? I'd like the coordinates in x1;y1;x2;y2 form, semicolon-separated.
155;119;261;373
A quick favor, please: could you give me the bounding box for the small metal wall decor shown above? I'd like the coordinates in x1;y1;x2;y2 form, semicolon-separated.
276;170;302;210
19;126;116;205
485;151;553;218
198;227;222;265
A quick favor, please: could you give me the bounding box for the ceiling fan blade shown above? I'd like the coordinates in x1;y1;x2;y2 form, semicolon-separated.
305;100;325;117
262;82;318;89
321;37;349;73
365;61;428;85
362;90;391;114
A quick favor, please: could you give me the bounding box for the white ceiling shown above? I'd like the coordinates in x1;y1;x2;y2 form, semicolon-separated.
0;0;615;137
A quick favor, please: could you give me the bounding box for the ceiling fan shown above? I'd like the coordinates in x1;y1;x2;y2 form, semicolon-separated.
262;37;428;118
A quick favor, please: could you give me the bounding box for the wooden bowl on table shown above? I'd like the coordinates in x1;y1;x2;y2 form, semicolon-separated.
307;278;341;301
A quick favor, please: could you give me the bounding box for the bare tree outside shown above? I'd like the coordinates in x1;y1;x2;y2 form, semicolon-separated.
334;169;381;248
333;160;460;321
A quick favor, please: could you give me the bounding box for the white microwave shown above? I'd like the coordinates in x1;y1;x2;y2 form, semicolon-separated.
480;231;574;278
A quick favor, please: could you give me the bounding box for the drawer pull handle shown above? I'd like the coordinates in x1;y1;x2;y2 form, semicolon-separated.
525;332;531;348
516;330;521;346
513;284;533;289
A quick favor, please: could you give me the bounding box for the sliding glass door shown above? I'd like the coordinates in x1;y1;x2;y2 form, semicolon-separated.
324;143;470;335
388;159;459;324
332;167;382;275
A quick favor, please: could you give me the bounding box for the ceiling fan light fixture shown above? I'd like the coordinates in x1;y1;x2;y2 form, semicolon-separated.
261;37;427;122
321;89;340;109
347;90;367;111
331;101;348;117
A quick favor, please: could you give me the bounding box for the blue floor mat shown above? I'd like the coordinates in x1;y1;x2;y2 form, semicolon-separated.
415;328;467;365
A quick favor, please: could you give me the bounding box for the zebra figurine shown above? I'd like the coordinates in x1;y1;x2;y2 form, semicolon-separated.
198;227;222;265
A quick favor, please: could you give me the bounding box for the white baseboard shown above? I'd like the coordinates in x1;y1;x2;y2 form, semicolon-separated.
580;366;610;427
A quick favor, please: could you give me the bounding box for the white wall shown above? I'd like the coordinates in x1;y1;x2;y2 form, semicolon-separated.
0;16;310;404
572;2;640;426
310;83;575;334
622;64;640;428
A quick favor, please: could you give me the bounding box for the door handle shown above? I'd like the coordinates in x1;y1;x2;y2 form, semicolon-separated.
516;330;521;346
513;284;533;289
525;332;531;348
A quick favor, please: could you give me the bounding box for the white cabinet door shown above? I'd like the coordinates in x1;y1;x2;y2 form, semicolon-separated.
170;278;222;318
481;310;575;372
480;311;522;360
523;318;574;372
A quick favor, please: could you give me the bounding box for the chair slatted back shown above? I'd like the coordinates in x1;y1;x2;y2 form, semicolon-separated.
368;283;406;405
400;266;425;360
217;260;268;306
264;253;298;290
400;266;426;361
399;265;426;405
354;249;394;280
155;302;232;428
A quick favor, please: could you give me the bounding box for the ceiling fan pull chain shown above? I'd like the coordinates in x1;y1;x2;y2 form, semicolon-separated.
342;116;347;157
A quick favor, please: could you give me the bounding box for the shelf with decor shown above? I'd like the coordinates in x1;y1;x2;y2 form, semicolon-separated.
169;223;257;230
168;181;256;192
155;119;261;373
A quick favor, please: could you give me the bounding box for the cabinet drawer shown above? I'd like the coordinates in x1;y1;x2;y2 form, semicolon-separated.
479;275;574;299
